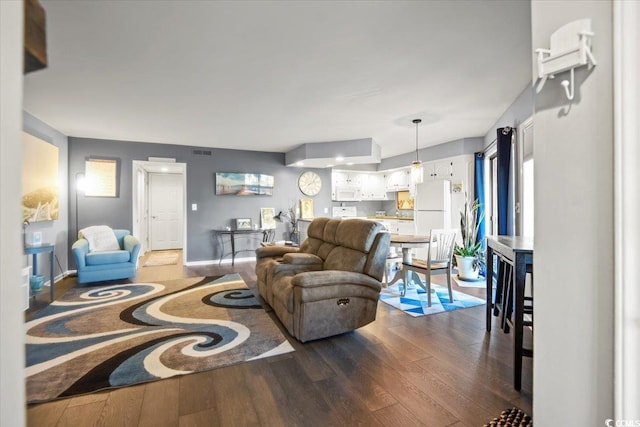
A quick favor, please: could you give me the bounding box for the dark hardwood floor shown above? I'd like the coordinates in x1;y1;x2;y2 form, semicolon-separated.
26;252;532;426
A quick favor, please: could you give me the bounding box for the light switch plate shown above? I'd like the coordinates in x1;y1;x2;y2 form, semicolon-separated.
191;203;198;211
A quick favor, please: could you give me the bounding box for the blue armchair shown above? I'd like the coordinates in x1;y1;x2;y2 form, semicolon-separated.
72;229;141;284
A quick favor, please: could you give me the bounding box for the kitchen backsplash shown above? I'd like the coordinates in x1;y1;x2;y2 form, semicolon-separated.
329;200;414;218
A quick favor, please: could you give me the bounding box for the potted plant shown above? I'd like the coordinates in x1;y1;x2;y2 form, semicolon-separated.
454;197;485;280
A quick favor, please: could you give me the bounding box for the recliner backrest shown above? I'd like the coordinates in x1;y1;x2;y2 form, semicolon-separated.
300;218;389;280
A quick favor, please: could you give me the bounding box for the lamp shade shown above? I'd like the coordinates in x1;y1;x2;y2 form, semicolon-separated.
410;160;423;184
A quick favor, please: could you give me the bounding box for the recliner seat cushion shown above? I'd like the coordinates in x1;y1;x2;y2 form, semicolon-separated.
85;250;130;266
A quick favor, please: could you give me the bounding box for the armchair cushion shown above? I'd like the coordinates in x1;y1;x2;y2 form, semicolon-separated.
86;250;130;266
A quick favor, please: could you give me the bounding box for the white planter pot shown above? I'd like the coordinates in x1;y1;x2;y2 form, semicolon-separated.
455;255;479;280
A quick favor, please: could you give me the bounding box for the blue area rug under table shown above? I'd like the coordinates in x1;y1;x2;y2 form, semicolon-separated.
380;281;485;317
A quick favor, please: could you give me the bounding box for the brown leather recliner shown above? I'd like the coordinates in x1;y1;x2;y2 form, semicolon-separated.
255;217;390;342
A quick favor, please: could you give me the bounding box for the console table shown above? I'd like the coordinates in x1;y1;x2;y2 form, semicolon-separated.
24;243;55;302
213;228;271;266
485;235;533;391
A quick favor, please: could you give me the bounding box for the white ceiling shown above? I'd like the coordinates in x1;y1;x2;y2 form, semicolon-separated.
24;0;531;159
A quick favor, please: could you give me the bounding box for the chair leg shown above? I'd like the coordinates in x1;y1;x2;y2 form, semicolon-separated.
446;267;453;303
426;268;432;307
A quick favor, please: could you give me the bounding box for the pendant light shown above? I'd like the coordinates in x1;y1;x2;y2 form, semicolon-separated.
410;118;423;184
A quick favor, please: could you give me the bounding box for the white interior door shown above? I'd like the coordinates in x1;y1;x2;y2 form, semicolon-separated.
149;173;183;250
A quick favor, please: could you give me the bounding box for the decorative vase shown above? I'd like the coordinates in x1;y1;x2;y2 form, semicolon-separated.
29;274;45;293
455;255;479;280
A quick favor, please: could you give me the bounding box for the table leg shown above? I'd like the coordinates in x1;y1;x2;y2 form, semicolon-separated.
49;250;54;302
230;232;236;266
32;253;39;279
513;252;526;391
486;246;494;332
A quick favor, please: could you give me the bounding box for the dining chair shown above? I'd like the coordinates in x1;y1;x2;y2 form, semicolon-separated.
402;228;457;306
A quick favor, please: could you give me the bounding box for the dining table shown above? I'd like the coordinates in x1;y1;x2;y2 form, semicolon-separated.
386;233;431;287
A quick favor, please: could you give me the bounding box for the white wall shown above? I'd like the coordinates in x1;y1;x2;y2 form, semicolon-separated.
532;1;614;424
0;1;26;426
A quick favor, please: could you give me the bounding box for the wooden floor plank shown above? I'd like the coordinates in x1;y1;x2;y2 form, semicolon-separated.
98;385;145;427
372;403;426;427
138;377;180;427
27;399;69;427
54;400;105;427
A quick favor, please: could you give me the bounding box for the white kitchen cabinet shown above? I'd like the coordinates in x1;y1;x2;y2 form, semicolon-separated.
384;169;410;191
332;171;363;201
424;160;454;181
382;219;414;234
360;173;387;200
333;171;361;187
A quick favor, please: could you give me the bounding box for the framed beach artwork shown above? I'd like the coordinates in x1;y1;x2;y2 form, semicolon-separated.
215;172;274;196
260;208;276;229
22;132;59;222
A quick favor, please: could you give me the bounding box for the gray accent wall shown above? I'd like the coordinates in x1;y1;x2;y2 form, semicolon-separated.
23;111;70;276
482;85;534;148
68;137;332;263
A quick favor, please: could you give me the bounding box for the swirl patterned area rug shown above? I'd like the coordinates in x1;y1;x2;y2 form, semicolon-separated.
25;274;294;403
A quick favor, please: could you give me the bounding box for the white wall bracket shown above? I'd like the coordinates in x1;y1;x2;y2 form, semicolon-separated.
535;19;596;100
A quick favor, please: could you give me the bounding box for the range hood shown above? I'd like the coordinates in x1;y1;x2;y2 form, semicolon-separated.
285;138;381;168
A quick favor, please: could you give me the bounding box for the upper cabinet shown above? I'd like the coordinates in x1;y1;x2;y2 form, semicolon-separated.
333;171;362;187
384;169;410;191
361;173;387;200
332;171;388;201
331;154;474;202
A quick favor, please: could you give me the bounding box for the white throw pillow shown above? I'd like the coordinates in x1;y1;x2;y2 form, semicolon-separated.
79;226;120;252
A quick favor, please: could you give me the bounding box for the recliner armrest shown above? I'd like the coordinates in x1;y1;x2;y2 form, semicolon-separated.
282;253;323;265
291;270;382;291
256;245;300;259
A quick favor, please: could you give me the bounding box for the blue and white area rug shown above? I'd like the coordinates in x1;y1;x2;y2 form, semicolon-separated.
380;282;485;317
25;274;294;403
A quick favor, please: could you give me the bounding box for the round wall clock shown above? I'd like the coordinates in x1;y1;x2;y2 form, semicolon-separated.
298;171;322;196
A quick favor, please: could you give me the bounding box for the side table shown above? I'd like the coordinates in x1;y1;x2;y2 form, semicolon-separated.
24;243;55;302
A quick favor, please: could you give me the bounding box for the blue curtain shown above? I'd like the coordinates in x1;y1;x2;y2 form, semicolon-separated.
474;152;486;277
474;152;485;248
497;127;512;235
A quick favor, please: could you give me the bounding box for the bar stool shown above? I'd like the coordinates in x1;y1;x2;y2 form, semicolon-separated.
499;260;534;389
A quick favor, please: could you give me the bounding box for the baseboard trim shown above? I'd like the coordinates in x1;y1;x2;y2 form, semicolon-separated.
184;256;256;266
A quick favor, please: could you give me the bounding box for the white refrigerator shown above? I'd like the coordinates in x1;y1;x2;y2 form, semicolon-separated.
414;180;451;230
413;180;451;259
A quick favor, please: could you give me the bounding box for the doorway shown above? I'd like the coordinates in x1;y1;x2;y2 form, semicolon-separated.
149;173;183;250
132;161;187;259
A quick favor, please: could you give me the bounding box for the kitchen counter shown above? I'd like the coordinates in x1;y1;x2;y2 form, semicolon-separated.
367;215;414;221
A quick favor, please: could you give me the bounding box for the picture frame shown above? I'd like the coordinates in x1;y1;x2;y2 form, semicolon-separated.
22;132;60;222
235;218;252;230
84;157;120;198
396;190;414;210
215;172;274;196
260;207;276;229
300;198;314;219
